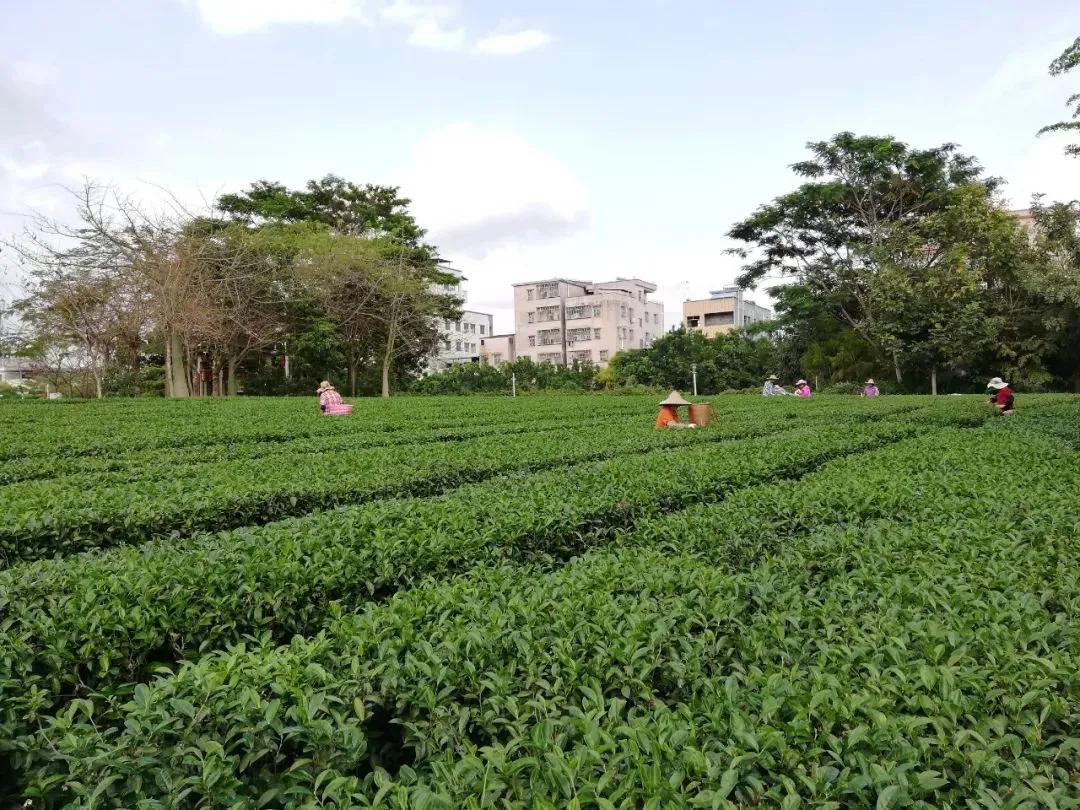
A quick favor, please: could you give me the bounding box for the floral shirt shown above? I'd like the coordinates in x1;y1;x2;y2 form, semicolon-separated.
319;389;343;407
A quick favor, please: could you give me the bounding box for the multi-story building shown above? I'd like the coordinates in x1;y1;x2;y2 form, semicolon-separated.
480;334;516;367
512;277;663;367
431;310;494;372
427;267;494;373
682;287;772;338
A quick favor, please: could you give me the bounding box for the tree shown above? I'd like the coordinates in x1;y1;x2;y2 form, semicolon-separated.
728;133;1008;391
1038;36;1080;157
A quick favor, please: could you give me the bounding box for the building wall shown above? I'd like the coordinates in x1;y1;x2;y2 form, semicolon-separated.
512;278;663;367
682;288;772;338
480;334;516;366
430;309;494;372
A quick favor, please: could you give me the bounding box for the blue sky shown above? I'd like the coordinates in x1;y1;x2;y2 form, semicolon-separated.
2;0;1079;331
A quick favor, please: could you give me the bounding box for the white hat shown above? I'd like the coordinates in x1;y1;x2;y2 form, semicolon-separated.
659;390;691;406
796;379;807;386
767;374;778;381
865;378;875;385
986;377;1008;390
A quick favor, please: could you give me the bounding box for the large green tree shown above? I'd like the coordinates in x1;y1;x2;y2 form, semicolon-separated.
728;133;1033;391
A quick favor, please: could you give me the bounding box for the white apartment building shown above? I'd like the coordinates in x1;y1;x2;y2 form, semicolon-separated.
427;267;494;373
682;287;772;338
512;278;663;367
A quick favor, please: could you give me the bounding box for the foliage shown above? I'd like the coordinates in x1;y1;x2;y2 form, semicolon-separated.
1038;35;1080;157
607;328;776;392
409;358;599;395
2;394;1077;806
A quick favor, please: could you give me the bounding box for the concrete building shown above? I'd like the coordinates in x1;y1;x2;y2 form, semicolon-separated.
682;287;772;338
480;333;516;367
431;310;494;372
427;267;494;373
512;277;663;367
0;356;34;384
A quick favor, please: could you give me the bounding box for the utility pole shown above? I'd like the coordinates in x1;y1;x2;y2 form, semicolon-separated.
691;362;698;396
511;372;517;398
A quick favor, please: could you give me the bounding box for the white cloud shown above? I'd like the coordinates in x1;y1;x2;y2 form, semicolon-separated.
474;28;550;56
379;1;464;50
978;36;1073;103
396;123;589;259
193;0;369;35
1002;134;1080;208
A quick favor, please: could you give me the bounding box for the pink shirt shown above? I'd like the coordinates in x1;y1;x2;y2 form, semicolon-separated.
796;385;811;397
319;389;343;407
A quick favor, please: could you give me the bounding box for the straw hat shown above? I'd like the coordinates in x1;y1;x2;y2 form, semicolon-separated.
796;379;807;386
866;378;875;385
316;380;334;393
766;374;778;381
659;390;691;406
986;377;1008;390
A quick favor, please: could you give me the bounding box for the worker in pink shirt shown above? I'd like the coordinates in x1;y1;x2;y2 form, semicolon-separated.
795;379;812;397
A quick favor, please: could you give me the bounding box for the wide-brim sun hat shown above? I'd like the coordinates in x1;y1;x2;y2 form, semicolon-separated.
986;377;1008;389
866;378;875;385
767;375;778;381
796;379;807;386
317;380;334;393
659;390;692;406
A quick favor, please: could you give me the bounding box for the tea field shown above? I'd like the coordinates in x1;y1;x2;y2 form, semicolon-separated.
1;393;1079;807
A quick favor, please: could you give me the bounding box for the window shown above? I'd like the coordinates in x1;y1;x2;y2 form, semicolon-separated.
639;318;643;327
455;341;462;351
628;308;634;321
566;305;592;320
536;305;560;322
686;315;700;328
593;328;601;340
538;328;561;346
444;319;452;331
629;329;634;341
528;312;535;324
744;315;751;325
538;351;562;364
567;327;592;342
619;305;627;319
443;340;451;351
599;350;609;362
493;353;502;364
527;288;534;301
654;313;659;325
570;349;592;363
593;306;601;317
480;324;486;335
537;281;559;299
528;335;536;347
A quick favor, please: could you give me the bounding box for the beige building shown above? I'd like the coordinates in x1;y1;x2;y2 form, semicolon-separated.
512;278;663;367
480;334;516;367
682;287;772;338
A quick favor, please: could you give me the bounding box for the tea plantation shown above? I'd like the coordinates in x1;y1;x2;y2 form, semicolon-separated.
1;393;1078;807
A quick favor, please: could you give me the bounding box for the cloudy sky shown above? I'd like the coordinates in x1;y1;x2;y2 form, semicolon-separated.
2;0;1079;332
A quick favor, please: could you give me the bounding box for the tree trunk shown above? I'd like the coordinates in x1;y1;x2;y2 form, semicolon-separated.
349;360;358;397
227;356;239;396
931;365;938;396
381;319;397;398
892;351;903;386
167;331;190;398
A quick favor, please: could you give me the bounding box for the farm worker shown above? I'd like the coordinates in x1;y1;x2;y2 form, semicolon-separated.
655;391;697;429
862;378;879;397
795;379;812;397
987;377;1015;416
762;375;781;396
317;380;343;413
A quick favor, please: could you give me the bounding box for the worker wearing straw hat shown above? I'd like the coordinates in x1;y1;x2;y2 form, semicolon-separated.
762;375;782;396
862;378;880;397
794;379;812;397
986;377;1015;416
655;390;697;429
316;380;343;412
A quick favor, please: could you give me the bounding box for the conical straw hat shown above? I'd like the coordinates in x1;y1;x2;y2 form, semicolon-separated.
659;390;691;406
